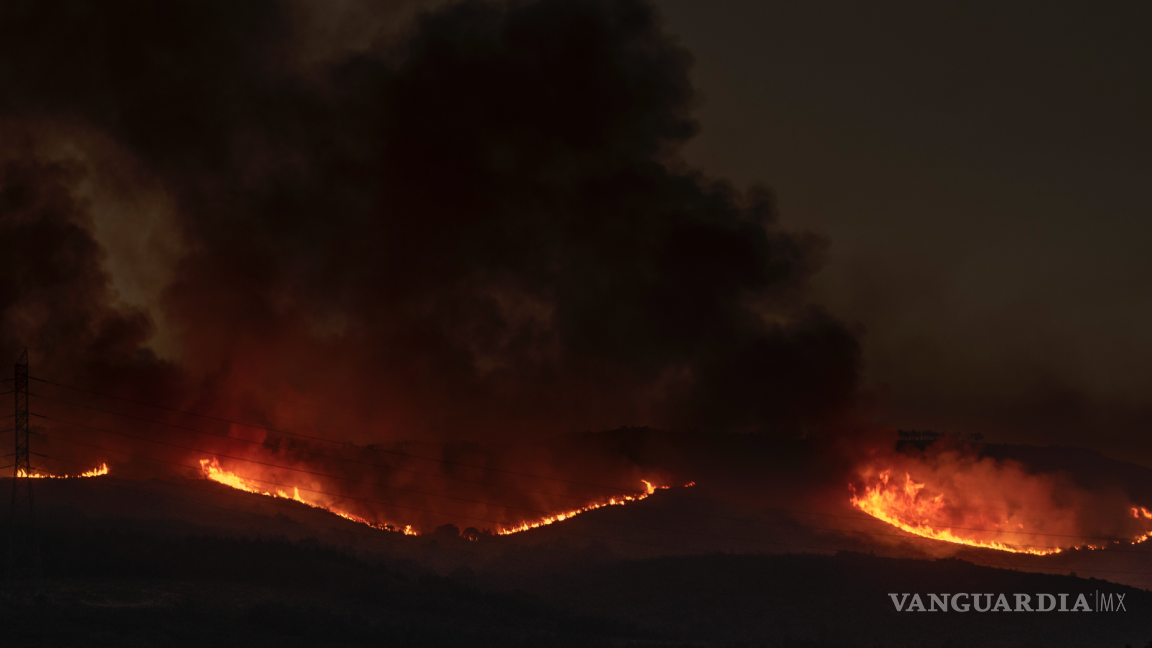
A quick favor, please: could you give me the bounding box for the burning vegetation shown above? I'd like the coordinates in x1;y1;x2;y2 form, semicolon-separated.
851;469;1064;555
198;456;681;536
199;458;416;535
850;447;1152;555
19;463;109;479
497;480;688;535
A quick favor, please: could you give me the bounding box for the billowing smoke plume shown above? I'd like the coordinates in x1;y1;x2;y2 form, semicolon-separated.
1;0;860;439
0;0;865;532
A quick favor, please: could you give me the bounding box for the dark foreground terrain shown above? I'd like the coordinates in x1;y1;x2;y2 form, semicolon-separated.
1;526;1150;648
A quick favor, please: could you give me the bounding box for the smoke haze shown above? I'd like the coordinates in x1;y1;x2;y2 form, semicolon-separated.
0;0;862;444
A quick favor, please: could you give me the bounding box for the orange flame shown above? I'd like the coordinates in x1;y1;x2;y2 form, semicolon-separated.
19;463;110;479
497;479;690;535
200;457;691;538
850;469;1066;555
851;450;1152;556
198;458;416;535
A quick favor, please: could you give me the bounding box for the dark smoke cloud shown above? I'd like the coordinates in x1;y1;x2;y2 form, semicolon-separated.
0;0;861;446
0;154;176;386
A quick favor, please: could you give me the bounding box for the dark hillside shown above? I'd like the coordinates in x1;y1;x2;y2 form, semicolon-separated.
4;524;1149;648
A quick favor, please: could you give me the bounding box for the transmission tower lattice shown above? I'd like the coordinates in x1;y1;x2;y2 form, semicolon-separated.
8;348;40;579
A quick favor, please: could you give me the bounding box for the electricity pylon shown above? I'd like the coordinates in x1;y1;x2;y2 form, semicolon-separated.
8;348;40;580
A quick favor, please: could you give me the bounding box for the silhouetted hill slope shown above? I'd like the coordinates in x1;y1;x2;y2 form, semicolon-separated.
6;524;1150;648
509;551;1152;648
4;527;645;648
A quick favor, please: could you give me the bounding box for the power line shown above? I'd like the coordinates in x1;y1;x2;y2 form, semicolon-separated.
38;428;797;554
32;389;912;532
32;410;1038;544
21;376;1152;565
38;414;1152;555
39;428;552;532
37;455;786;561
30;377;650;494
31;384;1135;535
33;385;935;532
30;451;1152;578
26;378;1152;550
33;392;612;505
39;412;606;518
34;391;1152;545
38;389;883;532
23;455;974;573
35;455;502;562
32;388;935;531
34;421;979;552
40;456;751;574
14;374;1152;575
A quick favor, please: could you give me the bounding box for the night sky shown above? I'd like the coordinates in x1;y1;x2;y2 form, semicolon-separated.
656;0;1152;464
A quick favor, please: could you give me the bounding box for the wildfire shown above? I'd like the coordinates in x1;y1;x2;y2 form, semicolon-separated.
200;457;689;539
851;447;1152;557
198;458;416;535
19;463;110;479
497;479;684;535
851;469;1065;555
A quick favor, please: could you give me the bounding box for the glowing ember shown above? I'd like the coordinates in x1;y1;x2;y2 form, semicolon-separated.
20;463;110;479
198;458;415;534
497;479;689;535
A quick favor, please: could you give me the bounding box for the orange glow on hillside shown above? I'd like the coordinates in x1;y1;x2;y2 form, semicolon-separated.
20;463;110;479
497;479;691;535
850;452;1152;556
200;457;690;538
198;458;416;535
850;469;1064;555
